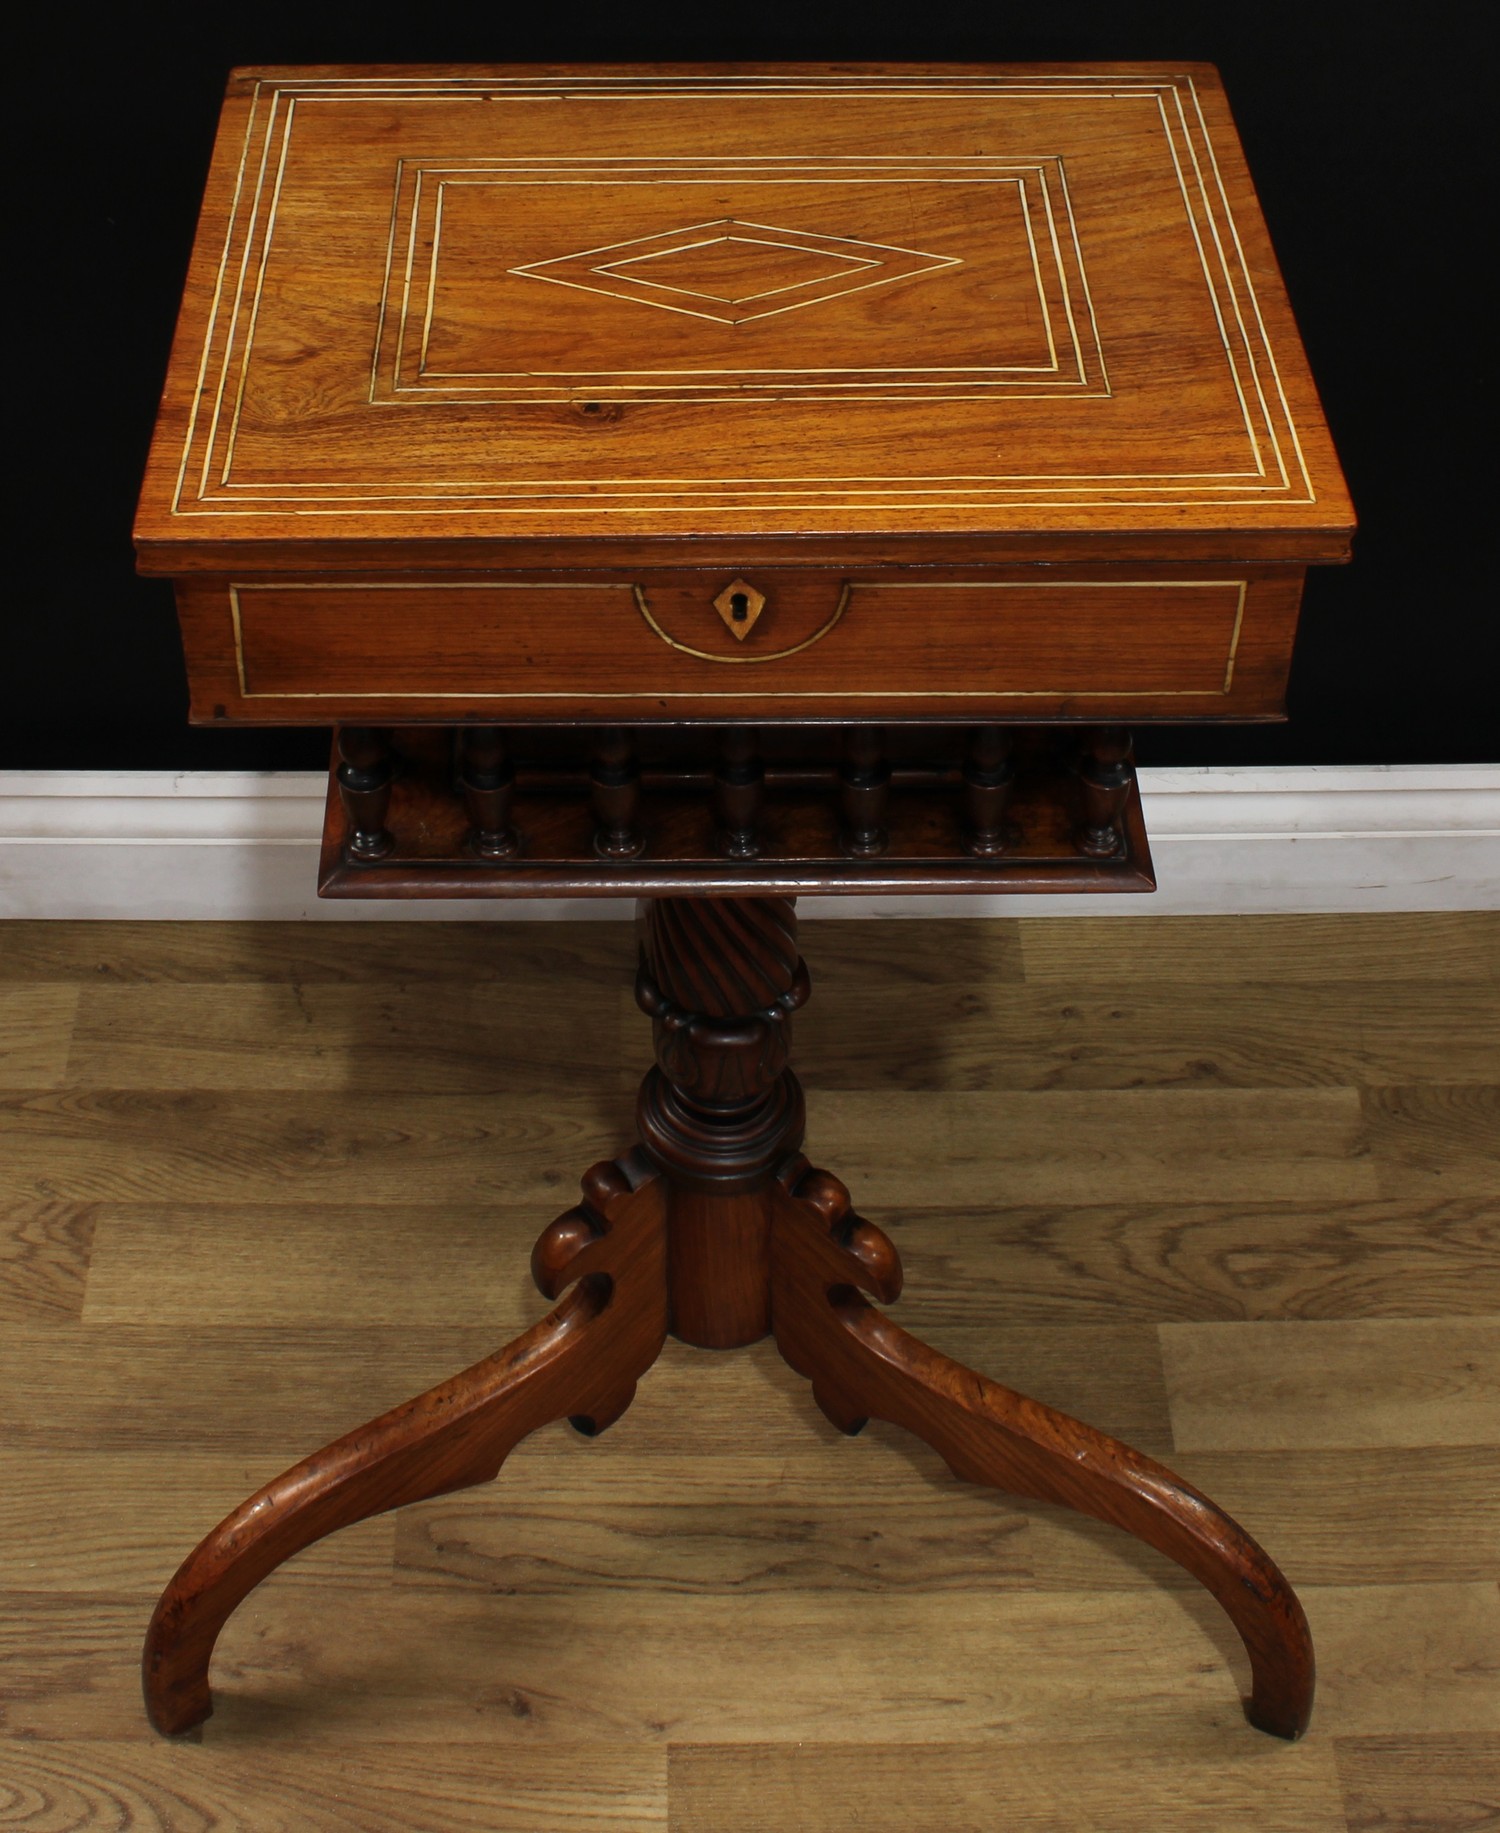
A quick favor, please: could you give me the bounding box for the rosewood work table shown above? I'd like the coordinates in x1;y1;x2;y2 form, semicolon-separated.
134;63;1353;1743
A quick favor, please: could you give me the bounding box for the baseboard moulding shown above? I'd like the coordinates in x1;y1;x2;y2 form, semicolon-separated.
1;766;1496;920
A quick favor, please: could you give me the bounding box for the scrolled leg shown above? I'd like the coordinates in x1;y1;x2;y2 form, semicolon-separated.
142;1160;668;1736
769;1163;1316;1740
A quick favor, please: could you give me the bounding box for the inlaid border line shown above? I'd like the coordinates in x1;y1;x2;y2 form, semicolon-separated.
228;576;1248;698
181;80;1283;502
386;167;1072;387
184;78;1300;507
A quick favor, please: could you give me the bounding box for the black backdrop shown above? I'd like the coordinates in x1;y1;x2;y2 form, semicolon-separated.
9;2;1494;772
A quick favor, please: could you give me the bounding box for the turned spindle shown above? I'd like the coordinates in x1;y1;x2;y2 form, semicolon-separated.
1077;726;1134;858
591;727;646;859
962;725;1016;857
336;727;393;861
458;725;519;859
714;726;764;859
839;726;890;858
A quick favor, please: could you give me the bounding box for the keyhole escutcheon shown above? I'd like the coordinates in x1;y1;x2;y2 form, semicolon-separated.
712;578;768;642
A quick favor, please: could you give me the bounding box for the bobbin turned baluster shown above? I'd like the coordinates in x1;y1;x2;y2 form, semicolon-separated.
458;725;519;859
591;727;645;859
1077;727;1135;858
839;726;890;858
714;726;764;859
336;727;393;861
962;725;1017;857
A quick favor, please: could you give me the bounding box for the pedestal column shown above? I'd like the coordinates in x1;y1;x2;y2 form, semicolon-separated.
634;895;810;1348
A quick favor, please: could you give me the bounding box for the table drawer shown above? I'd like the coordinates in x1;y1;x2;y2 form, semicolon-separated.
177;567;1304;723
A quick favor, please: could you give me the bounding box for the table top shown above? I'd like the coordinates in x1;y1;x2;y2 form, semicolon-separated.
135;63;1353;575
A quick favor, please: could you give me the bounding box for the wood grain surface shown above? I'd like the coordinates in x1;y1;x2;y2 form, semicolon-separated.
135;66;1353;567
2;913;1495;1827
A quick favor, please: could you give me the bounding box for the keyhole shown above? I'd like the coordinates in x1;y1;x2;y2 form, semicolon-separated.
730;592;749;622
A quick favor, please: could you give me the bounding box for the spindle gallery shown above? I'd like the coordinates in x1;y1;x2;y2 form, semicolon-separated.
132;64;1353;1744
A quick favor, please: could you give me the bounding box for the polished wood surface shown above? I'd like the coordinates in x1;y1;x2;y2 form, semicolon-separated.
111;897;1316;1741
315;725;1156;897
174;566;1305;726
2;915;1495;1826
771;1161;1314;1738
136;62;1351;739
143;1159;668;1735
135;64;1351;568
118;55;1365;1771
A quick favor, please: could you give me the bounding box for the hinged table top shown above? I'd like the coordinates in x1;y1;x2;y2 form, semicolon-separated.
136;63;1353;571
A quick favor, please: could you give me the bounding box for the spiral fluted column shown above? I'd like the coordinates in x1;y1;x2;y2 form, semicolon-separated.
635;896;810;1346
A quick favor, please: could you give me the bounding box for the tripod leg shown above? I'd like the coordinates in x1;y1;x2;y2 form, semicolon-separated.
770;1164;1315;1740
143;1159;668;1736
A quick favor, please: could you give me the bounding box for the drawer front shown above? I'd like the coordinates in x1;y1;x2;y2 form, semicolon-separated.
176;568;1303;723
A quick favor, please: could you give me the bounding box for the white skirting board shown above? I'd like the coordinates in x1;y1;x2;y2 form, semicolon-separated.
1;766;1496;920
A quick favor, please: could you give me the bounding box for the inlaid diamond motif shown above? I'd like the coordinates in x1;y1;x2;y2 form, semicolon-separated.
510;217;961;325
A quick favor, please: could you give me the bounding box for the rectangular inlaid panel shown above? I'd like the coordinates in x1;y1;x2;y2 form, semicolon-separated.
136;66;1353;555
180;570;1303;722
373;155;1105;403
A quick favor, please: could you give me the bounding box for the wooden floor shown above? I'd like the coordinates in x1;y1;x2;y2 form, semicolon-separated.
2;913;1497;1831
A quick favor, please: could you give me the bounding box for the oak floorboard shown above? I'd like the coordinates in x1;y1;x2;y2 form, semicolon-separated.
5;912;1497;1825
392;1463;1185;1598
2;1085;1376;1209
0;1199;97;1322
811;1086;1376;1205
81;1204;553;1328
0;1585;1272;1745
1301;1584;1500;1736
1167;1447;1500;1586
877;1197;1500;1324
0;1322;532;1452
0;984;79;1087
8;1583;1493;1745
1362;1086;1500;1198
0;1450;396;1594
0;1326;1171;1460
0;1088;637;1206
666;1735;1348;1833
1;1740;666;1831
392;1440;1497;1601
795;982;1500;1090
1334;1733;1500;1832
1016;912;1500;984
67;980;625;1093
0;918;636;987
389;1340;1176;1601
801;916;1025;989
1160;1318;1500;1450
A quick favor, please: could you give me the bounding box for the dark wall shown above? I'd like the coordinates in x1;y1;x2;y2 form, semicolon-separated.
9;2;1493;771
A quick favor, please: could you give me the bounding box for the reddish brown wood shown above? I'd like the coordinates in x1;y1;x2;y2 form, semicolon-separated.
136;65;1353;576
591;727;646;860
183;568;1310;729
839;727;892;858
769;1158;1317;1740
141;1158;668;1736
1078;727;1136;859
335;727;393;861
635;896;808;1346
139;893;1319;1743
136;61;1346;1752
962;725;1017;857
317;730;1157;898
458;725;518;859
714;727;764;860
